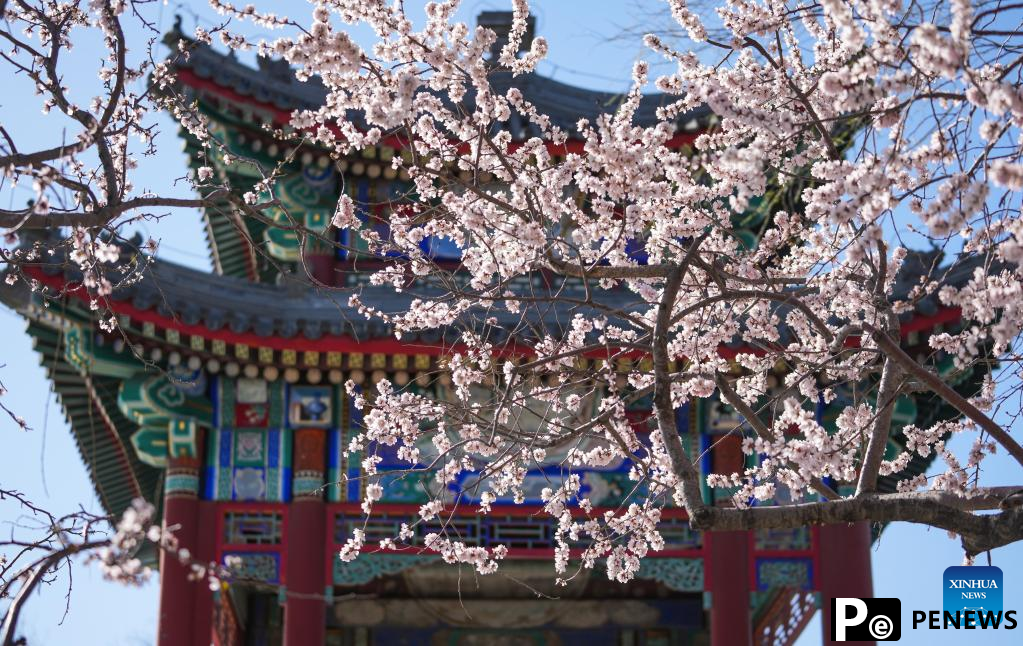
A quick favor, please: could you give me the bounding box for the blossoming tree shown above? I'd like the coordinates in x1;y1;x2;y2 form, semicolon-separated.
3;0;1023;595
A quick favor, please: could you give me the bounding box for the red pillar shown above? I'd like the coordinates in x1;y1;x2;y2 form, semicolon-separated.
192;501;217;645
158;474;199;646
708;530;752;646
819;522;874;646
284;428;328;646
158;423;209;646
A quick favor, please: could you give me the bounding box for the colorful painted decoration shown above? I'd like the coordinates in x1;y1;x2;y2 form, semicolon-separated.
205;426;291;502
288;385;333;428
633;558;704;592
260;174;336;261
118;375;212;468
235;402;270;428
756;558;813;591
235;431;265;464
233;467;267;501
62;324;137;379
222;552;281;584
333;553;439;587
202;378;295;501
165;471;201;496
301;164;335;190
168;364;208;397
220;377;285;429
169;418;202;462
237;378;269;403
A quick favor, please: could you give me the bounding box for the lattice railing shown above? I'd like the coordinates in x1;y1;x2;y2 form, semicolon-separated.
753;588;818;646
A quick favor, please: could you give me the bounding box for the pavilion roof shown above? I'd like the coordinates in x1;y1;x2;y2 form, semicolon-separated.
0;245;989;521
165;17;714;140
4;241;976;354
163;15;714;280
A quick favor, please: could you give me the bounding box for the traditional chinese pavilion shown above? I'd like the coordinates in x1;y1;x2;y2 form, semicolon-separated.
0;12;986;646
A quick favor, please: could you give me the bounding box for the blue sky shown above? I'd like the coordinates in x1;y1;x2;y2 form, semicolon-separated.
1;2;1021;644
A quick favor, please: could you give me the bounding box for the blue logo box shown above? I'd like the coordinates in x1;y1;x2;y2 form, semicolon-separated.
943;566;1003;614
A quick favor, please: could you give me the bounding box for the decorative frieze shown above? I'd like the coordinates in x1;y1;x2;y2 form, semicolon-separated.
165;469;200;497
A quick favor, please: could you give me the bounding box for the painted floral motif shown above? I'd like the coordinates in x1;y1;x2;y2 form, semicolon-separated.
233;468;266;501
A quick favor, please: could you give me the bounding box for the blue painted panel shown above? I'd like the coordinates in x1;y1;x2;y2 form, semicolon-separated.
219;429;232;468
268;429;280;469
327;427;340;469
203;465;216;500
232;466;267;501
422;235;461;260
625;236;649;264
211;375;220;427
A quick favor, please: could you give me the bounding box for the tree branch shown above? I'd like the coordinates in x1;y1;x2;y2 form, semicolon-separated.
856;354;903;495
863;321;1023;469
1;539;109;646
691;493;1023;557
0;193;227;230
653;240;708;518
715;374;842;500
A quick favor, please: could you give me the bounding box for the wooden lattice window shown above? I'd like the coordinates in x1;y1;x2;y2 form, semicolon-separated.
223;511;283;545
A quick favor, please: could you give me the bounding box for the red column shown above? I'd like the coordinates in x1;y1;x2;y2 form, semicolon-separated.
158;473;199;646
819;522;874;646
284;428;328;646
708;530;752;646
284;500;327;645
158;424;209;646
192;501;217;645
